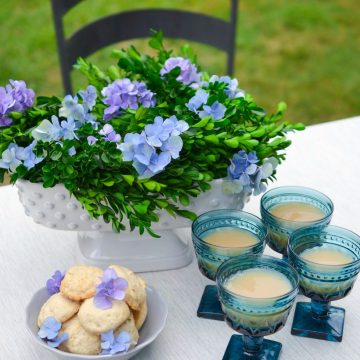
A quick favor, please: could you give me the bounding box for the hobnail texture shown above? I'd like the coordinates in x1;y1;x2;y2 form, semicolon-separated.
191;210;267;281
261;186;334;256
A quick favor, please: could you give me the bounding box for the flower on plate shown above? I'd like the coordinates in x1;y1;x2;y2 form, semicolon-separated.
38;317;68;348
160;57;201;85
94;268;128;309
101;79;156;120
101;330;132;355
46;270;65;295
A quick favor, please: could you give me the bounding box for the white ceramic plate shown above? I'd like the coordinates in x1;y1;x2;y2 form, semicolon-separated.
26;287;168;360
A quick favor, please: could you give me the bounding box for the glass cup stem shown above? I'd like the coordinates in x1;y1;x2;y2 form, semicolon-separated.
310;299;331;319
243;335;264;355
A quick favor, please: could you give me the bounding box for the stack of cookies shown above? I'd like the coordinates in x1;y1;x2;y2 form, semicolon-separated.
37;264;147;355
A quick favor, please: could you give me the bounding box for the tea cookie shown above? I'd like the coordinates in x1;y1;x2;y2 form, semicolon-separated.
110;265;146;310
37;293;80;327
115;313;139;345
60;265;103;301
78;298;130;334
133;300;148;330
59;316;100;355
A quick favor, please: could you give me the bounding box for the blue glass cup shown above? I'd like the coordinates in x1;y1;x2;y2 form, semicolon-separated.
288;225;360;342
191;210;267;320
261;186;334;258
217;255;299;360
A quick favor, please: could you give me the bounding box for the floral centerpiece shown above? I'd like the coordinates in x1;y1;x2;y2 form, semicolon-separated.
0;32;304;236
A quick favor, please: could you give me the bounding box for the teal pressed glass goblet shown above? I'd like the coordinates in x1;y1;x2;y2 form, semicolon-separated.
191;210;267;320
261;186;334;259
288;225;360;342
217;255;299;360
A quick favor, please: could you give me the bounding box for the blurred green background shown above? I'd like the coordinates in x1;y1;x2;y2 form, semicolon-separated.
1;0;359;125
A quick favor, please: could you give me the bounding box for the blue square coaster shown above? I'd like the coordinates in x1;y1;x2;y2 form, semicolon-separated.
197;285;224;321
222;335;282;360
291;302;345;342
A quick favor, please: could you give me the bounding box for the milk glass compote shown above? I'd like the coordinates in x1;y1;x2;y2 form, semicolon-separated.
261;186;334;259
217;255;299;360
191;210;267;320
288;225;360;342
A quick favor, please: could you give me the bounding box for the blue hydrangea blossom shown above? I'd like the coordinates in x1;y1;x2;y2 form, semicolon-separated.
118;116;188;178
99;124;121;143
224;150;278;195
38;317;68;348
101;330;132;355
209;75;245;99
198;101;226;120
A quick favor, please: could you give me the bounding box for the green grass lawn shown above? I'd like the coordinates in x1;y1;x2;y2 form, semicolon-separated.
0;0;359;125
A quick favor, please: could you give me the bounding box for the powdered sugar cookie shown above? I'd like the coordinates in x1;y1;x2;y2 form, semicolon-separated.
60;265;103;301
37;293;80;327
59;316;100;355
115;313;139;345
132;300;148;330
78;298;130;334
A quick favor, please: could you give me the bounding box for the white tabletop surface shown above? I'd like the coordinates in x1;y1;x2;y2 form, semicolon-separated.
1;116;360;360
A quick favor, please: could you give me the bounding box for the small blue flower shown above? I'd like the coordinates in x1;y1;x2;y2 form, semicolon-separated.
21;141;43;169
198;101;226;120
117;133;146;161
99;124;121;143
59;95;86;122
61;117;78;140
38;316;68;348
133;151;171;179
161;136;183;159
0;143;23;171
209;75;245;99
46;270;65;295
163;115;189;136
186;89;209;112
87;136;98;145
101;330;132;355
68;147;76;156
78;85;97;111
144;116;172;147
32;116;62;142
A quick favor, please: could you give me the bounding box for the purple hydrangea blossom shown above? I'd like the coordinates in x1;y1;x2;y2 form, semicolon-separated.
46;270;65;295
87;136;98;145
101;330;132;355
0;80;35;127
209;75;245;99
38;317;68;348
94;268;128;310
101;79;156;121
160;57;201;85
99;124;121;143
186;89;209;112
198;101;226;120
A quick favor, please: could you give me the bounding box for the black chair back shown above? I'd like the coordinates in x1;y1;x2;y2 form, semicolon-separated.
51;0;239;94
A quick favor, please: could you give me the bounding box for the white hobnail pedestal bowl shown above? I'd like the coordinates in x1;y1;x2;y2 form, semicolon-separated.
16;179;249;271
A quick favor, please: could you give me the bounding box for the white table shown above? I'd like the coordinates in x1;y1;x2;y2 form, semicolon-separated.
1;117;360;360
